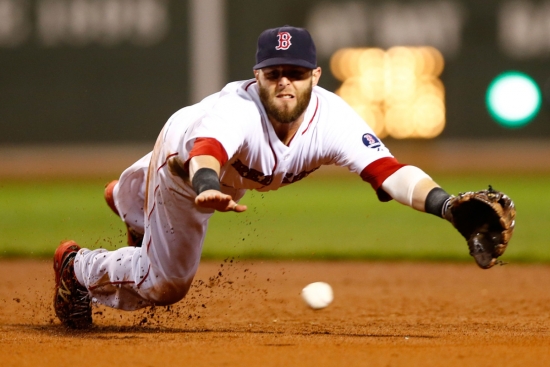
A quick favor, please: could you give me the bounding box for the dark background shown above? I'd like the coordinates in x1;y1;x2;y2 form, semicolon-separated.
2;0;550;144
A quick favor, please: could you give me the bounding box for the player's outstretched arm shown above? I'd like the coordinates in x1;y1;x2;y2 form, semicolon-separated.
381;166;516;269
189;155;247;213
380;166;440;211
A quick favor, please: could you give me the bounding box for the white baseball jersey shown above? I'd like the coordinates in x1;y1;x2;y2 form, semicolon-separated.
73;79;403;310
165;79;399;197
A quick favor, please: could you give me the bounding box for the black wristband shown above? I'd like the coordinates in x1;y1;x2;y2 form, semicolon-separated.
425;187;451;218
192;168;221;195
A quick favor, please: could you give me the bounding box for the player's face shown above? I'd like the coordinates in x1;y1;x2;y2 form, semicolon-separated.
255;65;321;124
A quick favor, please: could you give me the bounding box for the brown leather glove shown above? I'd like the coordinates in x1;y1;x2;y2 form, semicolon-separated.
444;186;516;269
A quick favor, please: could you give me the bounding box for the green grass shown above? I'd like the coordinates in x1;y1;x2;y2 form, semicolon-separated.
0;180;127;257
0;172;548;262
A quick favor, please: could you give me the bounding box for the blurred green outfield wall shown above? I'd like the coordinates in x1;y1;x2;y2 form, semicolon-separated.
2;0;550;144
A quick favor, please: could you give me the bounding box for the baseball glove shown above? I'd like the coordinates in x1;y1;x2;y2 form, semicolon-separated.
443;186;516;269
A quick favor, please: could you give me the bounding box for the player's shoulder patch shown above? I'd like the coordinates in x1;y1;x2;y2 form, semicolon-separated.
362;133;382;149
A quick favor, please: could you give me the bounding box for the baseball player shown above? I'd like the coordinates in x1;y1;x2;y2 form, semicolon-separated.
53;26;515;329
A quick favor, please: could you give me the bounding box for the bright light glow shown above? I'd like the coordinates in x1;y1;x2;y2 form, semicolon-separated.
486;71;541;127
331;46;446;139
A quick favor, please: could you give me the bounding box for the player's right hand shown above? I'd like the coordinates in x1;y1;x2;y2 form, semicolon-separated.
195;190;247;213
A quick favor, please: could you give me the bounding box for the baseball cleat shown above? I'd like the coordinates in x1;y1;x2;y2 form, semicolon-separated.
53;240;92;329
104;180;143;247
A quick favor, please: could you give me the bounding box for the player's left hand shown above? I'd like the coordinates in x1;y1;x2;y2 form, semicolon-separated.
195;189;248;213
444;186;516;269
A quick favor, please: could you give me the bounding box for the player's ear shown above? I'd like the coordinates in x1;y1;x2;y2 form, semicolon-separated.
312;67;322;86
253;69;260;81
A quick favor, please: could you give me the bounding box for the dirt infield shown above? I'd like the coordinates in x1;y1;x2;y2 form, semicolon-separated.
1;259;549;367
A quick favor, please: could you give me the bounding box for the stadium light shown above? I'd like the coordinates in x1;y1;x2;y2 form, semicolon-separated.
331;46;446;139
486;71;541;128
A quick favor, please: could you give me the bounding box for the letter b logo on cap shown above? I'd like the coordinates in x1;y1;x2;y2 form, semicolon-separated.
275;32;292;50
253;26;316;69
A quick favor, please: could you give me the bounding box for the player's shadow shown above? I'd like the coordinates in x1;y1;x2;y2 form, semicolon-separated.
13;323;436;339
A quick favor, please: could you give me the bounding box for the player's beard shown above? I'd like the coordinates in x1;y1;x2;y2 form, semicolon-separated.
259;81;313;124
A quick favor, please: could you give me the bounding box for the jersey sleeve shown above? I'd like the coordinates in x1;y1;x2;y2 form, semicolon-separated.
186;137;229;167
360;157;407;201
184;90;256;163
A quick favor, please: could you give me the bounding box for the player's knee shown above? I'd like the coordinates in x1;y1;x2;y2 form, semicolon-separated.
147;277;192;305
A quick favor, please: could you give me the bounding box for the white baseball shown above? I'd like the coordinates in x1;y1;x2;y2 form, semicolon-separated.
301;282;333;310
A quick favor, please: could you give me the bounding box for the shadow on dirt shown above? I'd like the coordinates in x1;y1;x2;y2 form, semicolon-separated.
7;323;436;339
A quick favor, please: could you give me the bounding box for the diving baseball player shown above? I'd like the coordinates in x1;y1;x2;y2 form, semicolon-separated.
53;26;515;328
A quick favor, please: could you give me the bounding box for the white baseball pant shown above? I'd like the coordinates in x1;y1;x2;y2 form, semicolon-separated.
73;122;244;310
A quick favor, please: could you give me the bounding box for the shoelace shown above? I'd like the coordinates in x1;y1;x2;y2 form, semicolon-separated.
70;287;91;318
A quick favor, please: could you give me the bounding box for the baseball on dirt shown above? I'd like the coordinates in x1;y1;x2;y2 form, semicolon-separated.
301;282;334;310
